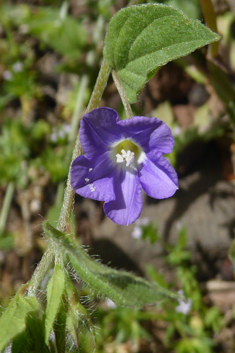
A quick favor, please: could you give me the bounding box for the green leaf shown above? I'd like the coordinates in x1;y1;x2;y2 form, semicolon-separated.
45;264;66;344
54;299;67;353
0;287;39;351
104;4;221;103
44;221;179;308
65;278;96;351
12;311;50;353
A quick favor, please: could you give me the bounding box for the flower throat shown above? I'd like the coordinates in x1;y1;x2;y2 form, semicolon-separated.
115;140;141;167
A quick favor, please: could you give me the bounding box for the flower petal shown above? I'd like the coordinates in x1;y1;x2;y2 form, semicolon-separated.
80;107;123;158
70;152;115;201
118;116;174;154
103;170;143;225
139;152;178;199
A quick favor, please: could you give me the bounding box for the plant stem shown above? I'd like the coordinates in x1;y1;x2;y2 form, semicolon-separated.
53;15;106;227
199;0;219;58
27;246;55;297
27;59;111;296
112;70;133;119
57;59;111;232
0;182;15;235
86;59;111;113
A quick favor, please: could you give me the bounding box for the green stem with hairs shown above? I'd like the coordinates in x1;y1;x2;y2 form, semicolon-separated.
27;59;111;297
53;14;106;226
86;59;111;112
57;59;111;232
112;70;133;119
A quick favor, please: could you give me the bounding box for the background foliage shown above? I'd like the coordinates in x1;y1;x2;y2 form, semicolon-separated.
0;0;235;352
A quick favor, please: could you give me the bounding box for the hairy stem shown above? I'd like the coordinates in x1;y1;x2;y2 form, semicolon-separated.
27;59;111;296
27;246;55;297
86;59;111;113
112;70;133;119
52;15;105;230
57;59;111;232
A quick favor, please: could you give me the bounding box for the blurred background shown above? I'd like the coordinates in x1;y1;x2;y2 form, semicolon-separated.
1;0;235;352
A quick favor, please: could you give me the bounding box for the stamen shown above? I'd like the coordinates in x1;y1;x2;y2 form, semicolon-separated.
112;138;145;169
121;149;127;158
85;178;90;182
125;150;135;166
116;149;135;167
116;154;124;163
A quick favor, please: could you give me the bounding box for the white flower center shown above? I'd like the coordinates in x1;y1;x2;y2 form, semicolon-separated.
111;139;146;169
116;149;135;167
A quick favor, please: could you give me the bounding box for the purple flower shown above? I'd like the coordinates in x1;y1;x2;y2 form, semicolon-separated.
71;107;178;225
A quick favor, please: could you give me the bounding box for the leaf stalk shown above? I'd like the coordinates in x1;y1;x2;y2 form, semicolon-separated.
112;70;133;119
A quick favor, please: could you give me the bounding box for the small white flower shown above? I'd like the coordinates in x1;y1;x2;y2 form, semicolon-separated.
12;62;23;73
132;218;150;239
131;226;142;239
176;290;192;315
50;132;58;142
172;126;181;137
3;70;12;81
